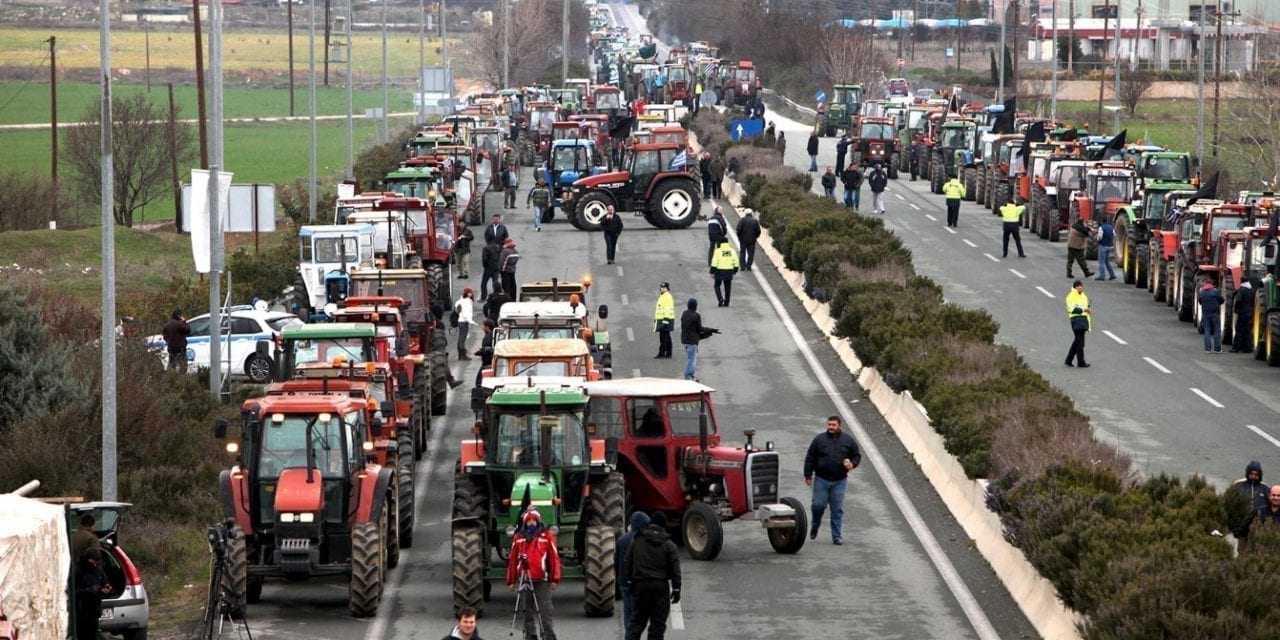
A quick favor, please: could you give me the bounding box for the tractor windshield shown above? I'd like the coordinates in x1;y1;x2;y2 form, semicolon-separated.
1055;165;1087;192
504;327;577;340
1142;156;1190;182
668;67;689;83
532;111;556;133
493;411;589;467
596;92;621;110
665;399;716;436
554;146;588;170
352;279;427;325
859;122;893;140
258;414;351;479
1249;238;1274;271
1090;176;1133;202
734;68;754;83
907;110;926;130
290;338;372;367
313;237;362;264
835;87;861;108
941;127;972;148
387;179;434;199
1143;190;1169;221
1211;216;1249;239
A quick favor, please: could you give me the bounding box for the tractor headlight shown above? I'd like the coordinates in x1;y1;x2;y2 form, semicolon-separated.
299;512;315;523
279;512;316;523
279;513;295;523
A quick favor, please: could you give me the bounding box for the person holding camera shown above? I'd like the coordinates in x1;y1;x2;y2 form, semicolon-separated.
679;298;718;381
505;508;561;640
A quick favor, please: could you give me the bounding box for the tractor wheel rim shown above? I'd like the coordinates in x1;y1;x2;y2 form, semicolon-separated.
662;189;693;220
582;201;608;225
688;515;708;552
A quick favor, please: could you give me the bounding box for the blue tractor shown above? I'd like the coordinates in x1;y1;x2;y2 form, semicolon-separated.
543;139;606;220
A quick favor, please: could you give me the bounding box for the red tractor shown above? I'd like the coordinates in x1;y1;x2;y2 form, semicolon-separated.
583;378;807;561
1170;202;1261;324
213;391;397;617
365;197;458;301
566;142;700;231
850;116;900;178
721;60;761;107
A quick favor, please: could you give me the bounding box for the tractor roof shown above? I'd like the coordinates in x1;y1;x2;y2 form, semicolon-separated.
1146;180;1196;191
349;268;428;281
299;223;375;237
494;338;589;358
632;142;683;152
488;384;588;406
282;323;377;340
244;393;367;415
499;301;585;321
552;139;594;148
584;377;713;397
385;166;438;179
332;306;402;324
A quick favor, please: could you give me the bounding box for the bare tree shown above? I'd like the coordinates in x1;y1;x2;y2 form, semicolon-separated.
1225;52;1280;189
1117;67;1154;116
0;172;73;231
63;94;195;228
470;0;589;88
815;26;886;91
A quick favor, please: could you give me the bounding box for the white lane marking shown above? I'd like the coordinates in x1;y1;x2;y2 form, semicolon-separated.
626;327;635;342
1143;357;1172;374
924;213;936;221
631;368;641;378
1190;387;1225;408
961;238;978;248
616;265;624;276
910;203;922;211
1008;268;1026;279
983;253;1000;263
895;193;906;200
1035;286;1056;298
1101;330;1128;345
669;602;685;630
725;224;1002;640
620;293;630;305
945;227;957;235
1246;424;1280;449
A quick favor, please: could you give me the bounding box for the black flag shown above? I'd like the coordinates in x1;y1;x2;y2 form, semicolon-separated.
947;93;961;114
1102;129;1127;160
992;97;1017;134
518;483;532;515
1021;121;1047;163
1185;171;1220;208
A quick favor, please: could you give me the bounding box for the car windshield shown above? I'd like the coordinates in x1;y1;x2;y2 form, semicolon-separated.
267;316;304;332
258;415;349;479
859;123;892;140
314;237;361;264
554;146;587;169
291;338;370;366
492;410;588;467
1143;156;1189;181
1092;176;1132;202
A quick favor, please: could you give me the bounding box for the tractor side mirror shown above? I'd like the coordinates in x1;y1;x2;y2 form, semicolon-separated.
1265;243;1277;262
598;304;609;320
213;418;229;439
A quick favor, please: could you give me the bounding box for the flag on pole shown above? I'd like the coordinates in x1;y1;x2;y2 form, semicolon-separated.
669;149;689;170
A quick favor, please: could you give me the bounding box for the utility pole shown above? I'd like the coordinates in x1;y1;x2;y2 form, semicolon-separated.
48;36;57;224
1113;0;1121;130
997;0;1007;101
323;0;331;86
98;0;117;501
1212;3;1237;157
208;0;225;400
381;0;388;142
502;0;510;89
192;0;208;168
1096;0;1110;128
1131;0;1142;72
168;83;181;231
911;0;918;61
419;0;426;123
441;0;449;90
1067;0;1075;73
561;0;569;84
955;0;962;71
346;0;354;179
144;16;151;91
1051;0;1058;121
288;0;296;117
1196;0;1206;162
1010;0;1019;99
309;0;318;219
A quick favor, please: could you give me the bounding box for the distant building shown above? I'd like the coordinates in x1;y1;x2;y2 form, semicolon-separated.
1027;16;1267;72
1025;0;1280;26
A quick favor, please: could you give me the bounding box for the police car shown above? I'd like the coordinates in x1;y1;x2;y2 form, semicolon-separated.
145;306;302;383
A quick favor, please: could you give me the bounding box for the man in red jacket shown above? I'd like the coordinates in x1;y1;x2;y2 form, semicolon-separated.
506;508;562;640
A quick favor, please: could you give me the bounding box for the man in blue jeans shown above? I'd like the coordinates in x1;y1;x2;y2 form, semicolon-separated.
803;415;861;545
1198;279;1225;352
1096;219;1117;280
679;298;717;380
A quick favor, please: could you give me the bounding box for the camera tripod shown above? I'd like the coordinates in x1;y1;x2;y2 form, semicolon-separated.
509;556;545;639
202;523;254;640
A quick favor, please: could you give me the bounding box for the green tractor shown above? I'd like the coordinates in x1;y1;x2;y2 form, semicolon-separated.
451;380;621;617
821;84;863;137
1114;180;1196;287
929;119;977;194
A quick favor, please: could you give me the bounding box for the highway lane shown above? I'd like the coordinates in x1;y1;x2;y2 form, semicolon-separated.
765;110;1280;488
230;161;1041;638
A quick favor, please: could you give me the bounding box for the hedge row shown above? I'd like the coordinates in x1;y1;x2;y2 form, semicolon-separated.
685;109;1280;637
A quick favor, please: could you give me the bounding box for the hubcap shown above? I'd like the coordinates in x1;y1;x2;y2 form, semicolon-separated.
582;201;608;225
687;515;708;552
662;189;693;221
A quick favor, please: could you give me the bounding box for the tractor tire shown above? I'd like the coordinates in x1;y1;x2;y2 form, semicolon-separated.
930;159;943;194
426;262;451;314
1151;250;1164;300
1121;237;1137;285
682;502;724;561
993;182;1009;213
962;168;975;201
1254;306;1268;361
396;431;416;549
975;167;987;206
385;487;400;570
582;526;616;617
451;526;486;615
452;475;488;519
221;525;249;617
1177;266;1195;322
349;519;385;618
1134;243;1149;290
413;370;428;458
429;350;449;418
1267;319;1280;366
766;496;808;555
244;354;273;384
887;159;899;180
246;577;263;605
1223;292;1236;347
572;192;612;231
650;180;700;229
1028;191;1040;235
586;472;626;534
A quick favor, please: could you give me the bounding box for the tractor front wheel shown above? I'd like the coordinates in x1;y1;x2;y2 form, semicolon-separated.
572;192;612;231
429;350;449;418
650;180;700;229
426;262;451;313
766;496;808;555
451;526;486;615
221;525;249;617
582;525;617;617
682;502;724;561
349;519;385;618
396;430;416;548
587;471;626;534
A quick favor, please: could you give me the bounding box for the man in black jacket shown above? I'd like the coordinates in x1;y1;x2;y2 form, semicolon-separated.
736;211;761;271
162;309;191;371
483;213;509;246
623;512;681;640
806;131;819;172
1231;281;1255;352
803;415;861;545
680;298;717;381
706;207;727;265
602;205;624;265
868;165;889;215
698;152;713;198
479;239;502;300
835;134;850;175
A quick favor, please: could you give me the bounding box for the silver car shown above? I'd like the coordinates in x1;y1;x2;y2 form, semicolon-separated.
70;502;149;640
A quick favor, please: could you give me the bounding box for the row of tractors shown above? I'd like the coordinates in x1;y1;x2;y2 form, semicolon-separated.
817;79;932;179
913;99;1280;363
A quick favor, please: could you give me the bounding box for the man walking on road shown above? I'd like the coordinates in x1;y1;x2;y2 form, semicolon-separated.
1065;280;1092;368
699;151;713;199
736;211;761;271
1066;220;1094;278
615;511;651;631
807;131;819;172
867;164;888;215
1232;281;1255;352
453;288;476;360
999;201;1026;258
484;214;509;246
602;205;624;265
1095;218;1117;280
820;167;837;199
527;178;551;232
162;309;191;372
500;239;520;300
653;283;675;359
623;512;681;640
441;608;482;640
706;206;727;265
506;508;561;640
803;415;861;545
710;240;740;307
503;163;519;209
454;225;474;279
842;164;862;209
680;298;717;380
942;176;966;227
709;154;725;200
480;238;502;301
1198;279;1225;352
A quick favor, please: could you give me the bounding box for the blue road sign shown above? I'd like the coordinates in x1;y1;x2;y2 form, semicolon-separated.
815;90;827;104
729;118;764;142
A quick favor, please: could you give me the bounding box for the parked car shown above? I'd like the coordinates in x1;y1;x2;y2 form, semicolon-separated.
68;502;149;640
144;306;302;383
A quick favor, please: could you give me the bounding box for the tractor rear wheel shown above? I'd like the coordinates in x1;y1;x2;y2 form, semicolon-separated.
930;159;943;193
975;168;987;206
349;519;385;618
887;158;899;180
246;577;263;605
650;180;700;229
1121;238;1136;284
766;496;808;555
396;430;416;548
1255;307;1268;361
385;488;400;570
582;525;616;617
587;472;626;534
429;351;448;418
682;502;724;561
1135;243;1149;289
221;525;249;617
426;263;451;313
413;370;428;457
573;192;611;231
452;475;488;519
1268;319;1280;366
1177;267;1195;322
451;526;486;615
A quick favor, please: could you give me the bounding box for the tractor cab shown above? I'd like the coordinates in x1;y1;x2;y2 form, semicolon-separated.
582;378;806;561
443;115;479;145
650;125;688;148
549;88;580;113
383;165;445;203
564;79;592;106
547;139;604;212
553;121;586;142
1072;163;1136;225
663;65;691;104
409;132;459;158
485;338;603;381
274;323;379;382
723;60;758;106
344;209;417;270
852;117;898;170
296;224;377;319
822;84;863;136
372;196;455;275
498;292;611;371
592;86;624;115
1136;151;1194;188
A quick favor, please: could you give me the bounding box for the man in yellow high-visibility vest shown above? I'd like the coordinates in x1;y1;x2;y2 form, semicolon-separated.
999;201;1026;258
1065;280;1092;367
653;282;676;359
942;176;966;227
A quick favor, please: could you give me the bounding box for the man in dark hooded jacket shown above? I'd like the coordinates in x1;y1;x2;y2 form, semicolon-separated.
736;211;761;271
680;298;717;381
623;512;681;640
480;239;503;301
1231;461;1270;539
615;511;651;631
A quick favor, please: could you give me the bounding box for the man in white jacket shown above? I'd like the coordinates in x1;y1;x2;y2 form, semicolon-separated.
454;288;477;360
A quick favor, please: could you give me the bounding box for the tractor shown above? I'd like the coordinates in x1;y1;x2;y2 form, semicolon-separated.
1114;180;1195;286
521;102;560;166
383;165;445;202
1167;201;1255;322
984;135;1025;212
213;391;395;617
1147;190;1204;303
363;196;459;291
721;60;760;107
1067;163;1137;256
850;117;900;178
483;338;607;381
451;380;620;616
1207;226;1275;353
661;64;692;107
502;283;612;372
1036;160;1090;242
566;142;700;231
582;377;807;561
470;126;505;193
823;84;864;137
929;119;976;194
591;86;625;118
294;224;377;321
545;139;607;220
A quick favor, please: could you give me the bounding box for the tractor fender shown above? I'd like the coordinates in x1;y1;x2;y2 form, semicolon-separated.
219;467;254;535
354;466;395;525
643;173;698;201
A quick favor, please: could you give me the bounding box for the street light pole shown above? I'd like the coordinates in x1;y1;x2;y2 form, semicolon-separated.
1096;0;1110;128
309;0;318;220
1051;0;1058;121
997;0;1007;101
562;0;569;84
208;0;225;400
98;0;117;502
346;0;354;179
503;0;510;89
419;0;426;123
381;0;388;142
1196;0;1207;162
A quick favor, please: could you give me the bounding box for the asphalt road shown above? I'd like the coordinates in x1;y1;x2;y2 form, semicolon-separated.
764;110;1280;489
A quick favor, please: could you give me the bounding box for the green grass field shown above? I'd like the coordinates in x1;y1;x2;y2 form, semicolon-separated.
0;80;418;125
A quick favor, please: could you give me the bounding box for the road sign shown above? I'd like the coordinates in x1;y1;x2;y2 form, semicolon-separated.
815;90;827;104
729;118;763;142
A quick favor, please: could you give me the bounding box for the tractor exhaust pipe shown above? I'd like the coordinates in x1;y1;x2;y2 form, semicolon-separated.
539;390;552;481
698;399;708;453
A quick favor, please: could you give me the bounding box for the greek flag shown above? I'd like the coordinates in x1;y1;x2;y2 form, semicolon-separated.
669;149;689;170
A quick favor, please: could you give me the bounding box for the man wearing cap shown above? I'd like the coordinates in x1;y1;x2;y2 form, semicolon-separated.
506;508;562;640
653;283;675;359
623;512;681;640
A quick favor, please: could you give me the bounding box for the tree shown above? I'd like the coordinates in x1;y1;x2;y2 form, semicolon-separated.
1225;41;1280;189
814;25;885;90
63;93;195;228
0;171;72;231
0;284;86;431
470;0;589;88
1117;67;1153;116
